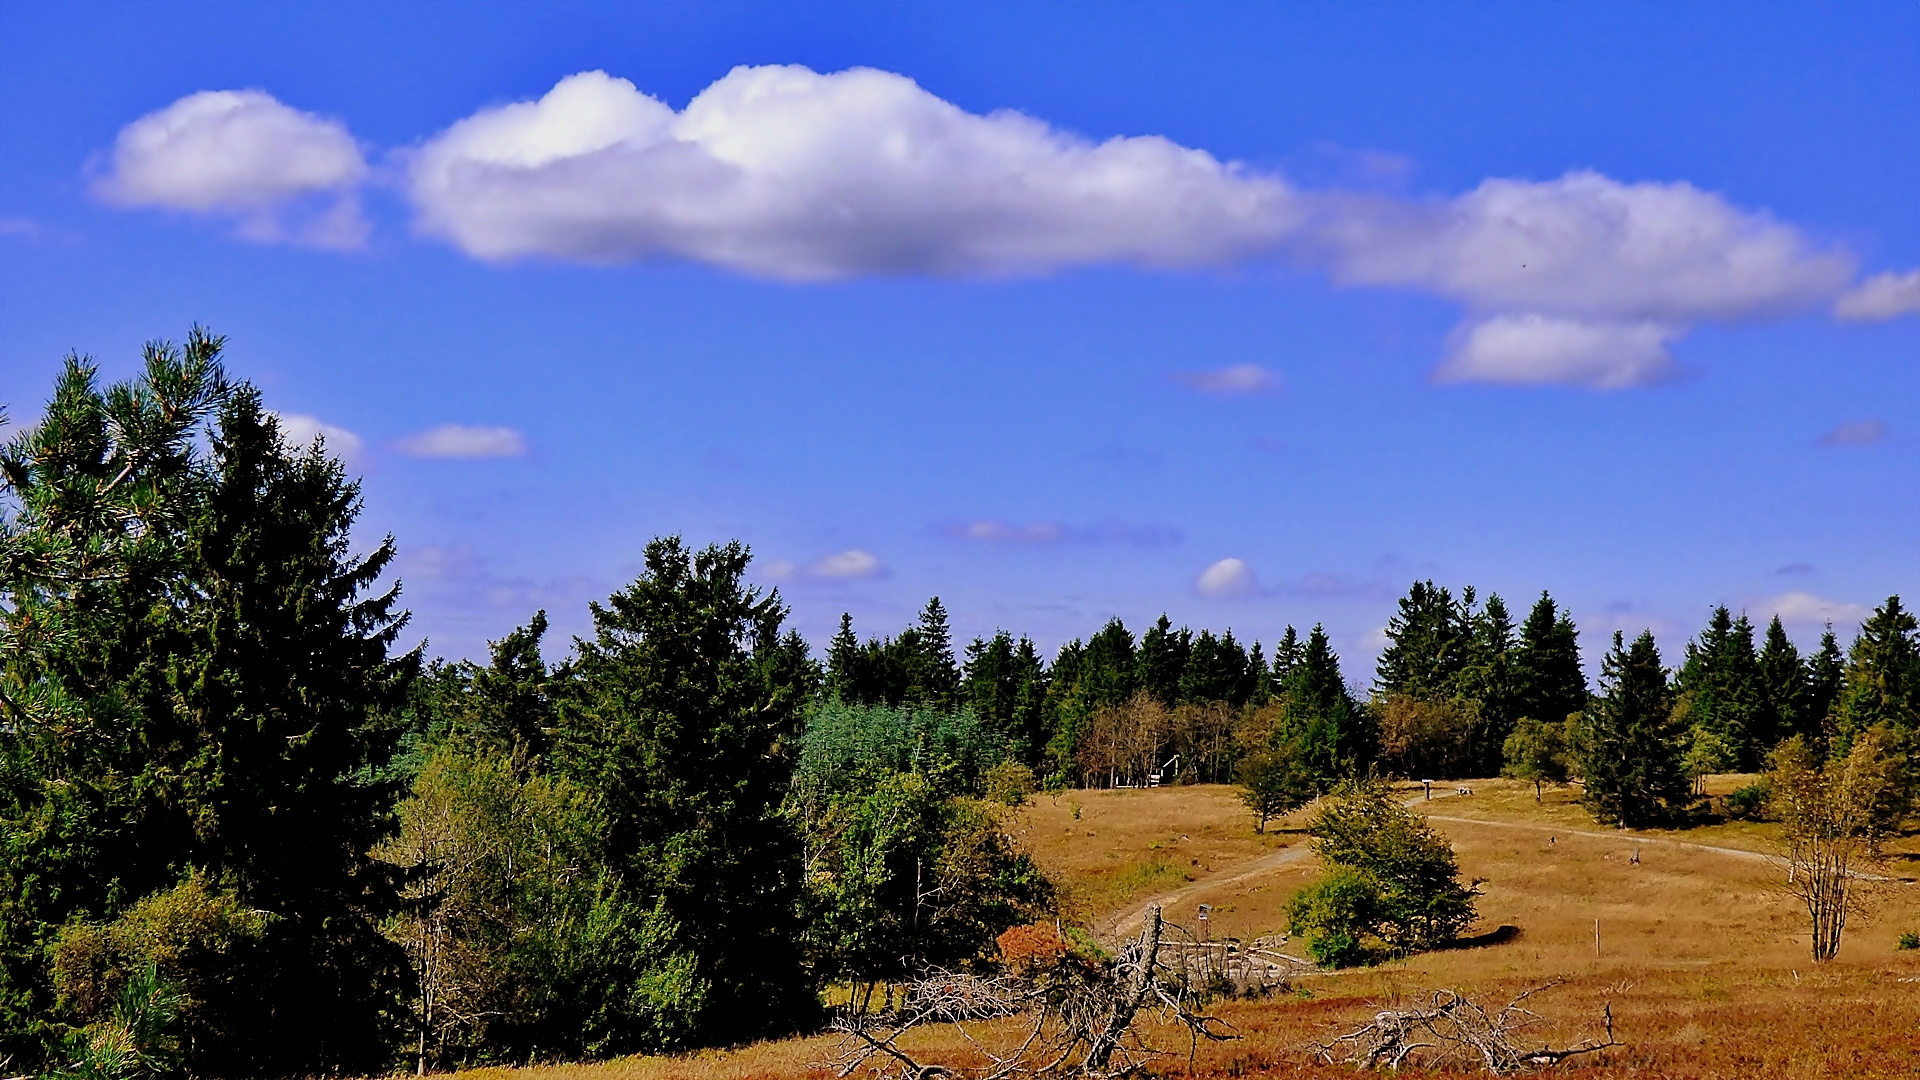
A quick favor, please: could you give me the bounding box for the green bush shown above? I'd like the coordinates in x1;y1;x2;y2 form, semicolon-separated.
1287;867;1381;968
1898;931;1919;951
1724;781;1771;820
1288;782;1480;963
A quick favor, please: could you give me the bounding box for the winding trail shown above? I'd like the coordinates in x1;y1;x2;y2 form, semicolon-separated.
1111;791;1798;938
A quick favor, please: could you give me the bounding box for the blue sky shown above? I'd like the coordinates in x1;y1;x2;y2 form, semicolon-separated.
2;2;1917;674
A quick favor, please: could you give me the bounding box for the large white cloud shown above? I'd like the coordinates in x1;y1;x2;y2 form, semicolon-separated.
405;67;1298;278
1194;557;1259;599
96;89;368;247
103;66;1899;390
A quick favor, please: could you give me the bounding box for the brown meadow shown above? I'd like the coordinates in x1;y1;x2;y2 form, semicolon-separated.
435;779;1920;1079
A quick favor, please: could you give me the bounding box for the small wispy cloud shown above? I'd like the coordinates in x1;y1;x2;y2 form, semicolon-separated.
944;519;1181;547
1835;269;1920;321
1171;363;1282;395
1775;562;1815;577
1763;591;1869;626
762;548;889;583
272;411;365;463
1818;419;1885;447
395;424;529;459
1194;557;1259;599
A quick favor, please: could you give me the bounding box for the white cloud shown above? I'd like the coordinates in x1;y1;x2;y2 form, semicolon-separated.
1172;363;1282;394
1819;418;1885;447
1194;557;1258;599
763;548;889;582
405;66;1297;278
96;90;368;247
1315;172;1851;324
273;411;365;462
1763;591;1869;626
1436;315;1681;389
395;424;529;459
1836;269;1920;321
944;519;1181;546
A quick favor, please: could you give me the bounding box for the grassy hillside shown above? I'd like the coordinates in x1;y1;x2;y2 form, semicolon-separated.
434;779;1920;1078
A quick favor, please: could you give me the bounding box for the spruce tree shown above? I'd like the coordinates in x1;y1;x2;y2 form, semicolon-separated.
1180;628;1252;705
907;597;960;707
1136;614;1190;706
1674;607;1764;770
827;612;864;701
1515;592;1587;727
1756;615;1803;758
1375;581;1473;698
1832;596;1920;752
1461;594;1520;774
555;538;816;1046
1803;626;1846;748
1578;631;1688;827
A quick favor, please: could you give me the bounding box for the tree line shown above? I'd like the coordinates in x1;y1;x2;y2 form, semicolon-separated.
5;334;1918;1075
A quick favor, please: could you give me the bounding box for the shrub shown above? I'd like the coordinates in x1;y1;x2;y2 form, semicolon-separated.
1898;931;1919;951
1287;867;1381;968
983;760;1038;806
1725;781;1771;820
1293;782;1480;960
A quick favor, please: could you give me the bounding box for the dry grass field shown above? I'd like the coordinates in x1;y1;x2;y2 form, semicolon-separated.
438;779;1920;1079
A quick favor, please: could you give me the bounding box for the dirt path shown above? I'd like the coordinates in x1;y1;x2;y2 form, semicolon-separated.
1111;792;1793;938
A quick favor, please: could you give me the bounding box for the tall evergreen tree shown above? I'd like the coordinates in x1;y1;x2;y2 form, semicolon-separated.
1268;625;1368;780
1803;626;1846;748
555;538;816;1047
1756;615;1803;757
1267;626;1304;698
1460;594;1520;773
1515;592;1587;727
1577;630;1688;827
1136;615;1190;706
0;337;416;1075
1180;628;1252;705
907;597;960;707
1375;581;1474;698
1674;607;1764;769
1832;596;1920;752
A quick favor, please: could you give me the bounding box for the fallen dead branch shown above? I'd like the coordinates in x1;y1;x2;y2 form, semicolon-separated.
826;907;1236;1079
1317;979;1621;1074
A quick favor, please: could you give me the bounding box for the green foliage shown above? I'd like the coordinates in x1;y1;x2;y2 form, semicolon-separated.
1898;931;1919;951
1832;597;1920;754
0;334;414;1076
1235;744;1316;833
1515;594;1588;747
1501;715;1571;800
51;873;270;1069
1297;782;1479;960
1725;780;1771;820
53;963;183;1080
1675;607;1765;770
796;700;1008;797
981;760;1038;807
794;773;1051;989
1576;631;1690;828
1286;867;1379;968
553;537;816;1046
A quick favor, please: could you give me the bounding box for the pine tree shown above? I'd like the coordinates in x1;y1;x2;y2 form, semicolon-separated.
1461;594;1520;774
1180;628;1251;705
1674;607;1764;770
1803;626;1846;748
1375;581;1474;698
1756;615;1803;758
1267;626;1304;698
1832;596;1920;752
1136;615;1190;706
1515;592;1587;727
907;597;960;707
555;537;816;1046
1269;625;1368;780
827;613;864;701
1577;631;1688;827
